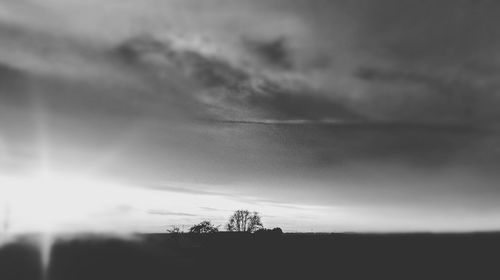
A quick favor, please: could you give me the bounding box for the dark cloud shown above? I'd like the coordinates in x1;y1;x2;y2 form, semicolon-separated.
355;66;500;123
0;63;30;105
356;66;477;98
243;36;293;69
0;63;25;86
462;60;500;77
218;79;361;121
115;35;249;88
115;35;360;122
299;0;500;126
0;27;205;122
348;0;500;63
109;33;500;189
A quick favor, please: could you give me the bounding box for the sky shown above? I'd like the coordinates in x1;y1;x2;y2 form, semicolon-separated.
1;0;500;233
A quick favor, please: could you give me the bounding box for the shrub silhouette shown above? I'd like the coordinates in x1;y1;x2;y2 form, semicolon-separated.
226;210;263;233
254;227;283;236
272;227;283;234
189;221;219;234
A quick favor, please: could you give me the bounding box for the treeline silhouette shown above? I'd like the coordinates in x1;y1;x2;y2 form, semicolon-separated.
170;209;283;236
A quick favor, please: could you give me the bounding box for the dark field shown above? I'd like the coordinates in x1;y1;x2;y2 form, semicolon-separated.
1;232;499;280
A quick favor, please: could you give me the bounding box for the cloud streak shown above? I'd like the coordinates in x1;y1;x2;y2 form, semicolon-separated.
147;210;197;217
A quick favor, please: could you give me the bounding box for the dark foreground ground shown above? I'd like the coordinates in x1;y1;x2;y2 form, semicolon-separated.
1;232;499;280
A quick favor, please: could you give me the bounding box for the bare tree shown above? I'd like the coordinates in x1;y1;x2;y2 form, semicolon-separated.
189;220;219;234
226;210;263;232
166;225;182;234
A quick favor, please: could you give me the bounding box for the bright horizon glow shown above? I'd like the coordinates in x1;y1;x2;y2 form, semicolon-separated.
0;172;129;233
2;170;499;234
0;171;338;234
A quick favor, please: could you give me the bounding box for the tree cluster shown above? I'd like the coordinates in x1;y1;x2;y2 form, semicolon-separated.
169;209;282;235
189;221;219;234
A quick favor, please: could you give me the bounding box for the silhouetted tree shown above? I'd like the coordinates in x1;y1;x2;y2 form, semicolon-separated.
272;227;283;234
189;221;219;234
254;227;284;239
254;227;283;235
166;226;182;234
226;210;263;232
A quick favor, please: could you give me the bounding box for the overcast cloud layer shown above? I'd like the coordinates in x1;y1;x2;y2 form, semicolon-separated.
1;0;500;232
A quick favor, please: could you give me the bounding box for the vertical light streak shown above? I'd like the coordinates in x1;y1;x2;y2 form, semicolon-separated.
32;87;52;179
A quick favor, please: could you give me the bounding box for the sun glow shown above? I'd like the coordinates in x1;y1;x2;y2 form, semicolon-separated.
0;172;129;234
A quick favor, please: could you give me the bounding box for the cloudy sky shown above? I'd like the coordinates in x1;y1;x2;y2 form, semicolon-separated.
1;0;500;233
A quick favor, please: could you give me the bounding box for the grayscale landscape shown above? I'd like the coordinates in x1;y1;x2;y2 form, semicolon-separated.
1;0;500;279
